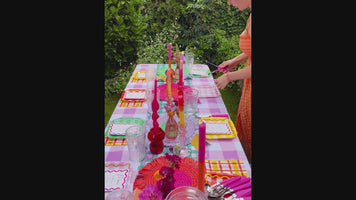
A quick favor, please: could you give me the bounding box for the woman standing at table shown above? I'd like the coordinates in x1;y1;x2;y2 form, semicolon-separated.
214;0;252;162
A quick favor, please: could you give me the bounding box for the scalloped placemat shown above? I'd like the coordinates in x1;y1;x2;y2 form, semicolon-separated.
133;156;198;191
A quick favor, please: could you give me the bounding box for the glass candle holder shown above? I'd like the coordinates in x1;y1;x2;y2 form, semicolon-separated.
125;125;146;162
184;52;194;73
164;98;178;140
183;88;199;116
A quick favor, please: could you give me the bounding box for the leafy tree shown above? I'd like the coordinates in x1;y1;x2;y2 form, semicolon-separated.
104;0;251;96
179;0;250;49
104;0;147;78
186;29;243;71
142;0;188;43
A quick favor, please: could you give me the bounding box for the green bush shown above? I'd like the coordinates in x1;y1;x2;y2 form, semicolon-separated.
178;0;250;49
187;29;242;66
104;0;147;78
142;0;187;43
136;25;180;64
104;64;135;97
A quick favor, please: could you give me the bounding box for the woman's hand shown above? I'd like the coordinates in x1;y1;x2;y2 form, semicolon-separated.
214;73;230;89
217;53;249;72
218;59;236;72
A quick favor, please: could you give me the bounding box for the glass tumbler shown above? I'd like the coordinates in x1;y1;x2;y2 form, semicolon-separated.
146;66;156;91
125;125;146;162
184;52;195;73
184;88;199;115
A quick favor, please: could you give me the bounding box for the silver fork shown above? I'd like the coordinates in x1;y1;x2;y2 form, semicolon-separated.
206;176;242;198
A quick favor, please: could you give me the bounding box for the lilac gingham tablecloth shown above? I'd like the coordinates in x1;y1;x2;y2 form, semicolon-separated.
104;64;251;191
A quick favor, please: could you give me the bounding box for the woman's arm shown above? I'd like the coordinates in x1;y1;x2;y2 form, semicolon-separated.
214;64;251;89
219;53;249;71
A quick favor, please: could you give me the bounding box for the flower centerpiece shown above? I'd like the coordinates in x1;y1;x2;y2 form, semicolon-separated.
139;145;182;200
138;184;163;200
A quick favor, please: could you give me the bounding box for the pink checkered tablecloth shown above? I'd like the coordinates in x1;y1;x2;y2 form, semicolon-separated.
104;64;251;191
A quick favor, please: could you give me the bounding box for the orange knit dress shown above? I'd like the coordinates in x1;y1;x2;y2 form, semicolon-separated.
236;16;252;161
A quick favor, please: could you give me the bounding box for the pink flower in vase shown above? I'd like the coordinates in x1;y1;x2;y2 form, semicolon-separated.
157;177;175;198
165;153;182;169
138;184;163;200
159;166;174;177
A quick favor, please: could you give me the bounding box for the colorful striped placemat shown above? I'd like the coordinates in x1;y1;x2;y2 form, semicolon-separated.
205;160;249;177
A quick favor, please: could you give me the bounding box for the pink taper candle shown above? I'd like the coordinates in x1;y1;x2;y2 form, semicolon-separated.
198;122;206;162
178;59;185;125
198;121;206;192
168;43;171;61
179;59;183;85
167;43;172;100
167;69;172;100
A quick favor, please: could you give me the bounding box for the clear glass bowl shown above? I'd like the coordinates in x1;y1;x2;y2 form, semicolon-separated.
165;186;207;200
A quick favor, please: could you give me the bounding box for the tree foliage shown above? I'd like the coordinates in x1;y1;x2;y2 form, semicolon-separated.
104;0;147;78
104;0;251;96
180;0;249;48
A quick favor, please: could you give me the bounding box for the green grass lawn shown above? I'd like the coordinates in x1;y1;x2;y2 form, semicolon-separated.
218;83;241;124
104;84;241;127
104;94;121;127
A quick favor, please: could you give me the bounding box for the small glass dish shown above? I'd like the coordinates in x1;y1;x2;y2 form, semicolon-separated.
106;189;134;200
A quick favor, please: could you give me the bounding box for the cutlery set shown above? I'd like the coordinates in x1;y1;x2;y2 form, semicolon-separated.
205;175;251;200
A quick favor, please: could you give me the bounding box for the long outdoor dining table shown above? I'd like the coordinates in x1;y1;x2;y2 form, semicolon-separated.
104;64;251;193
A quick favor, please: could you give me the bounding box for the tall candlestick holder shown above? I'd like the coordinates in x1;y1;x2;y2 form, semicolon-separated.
177;56;190;157
164;43;178;141
166;62;175;82
147;80;165;154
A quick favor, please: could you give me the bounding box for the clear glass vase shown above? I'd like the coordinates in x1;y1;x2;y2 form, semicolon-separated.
165;110;178;140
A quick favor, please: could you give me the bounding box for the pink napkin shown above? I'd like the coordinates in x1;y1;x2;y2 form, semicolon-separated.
211;114;229;118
